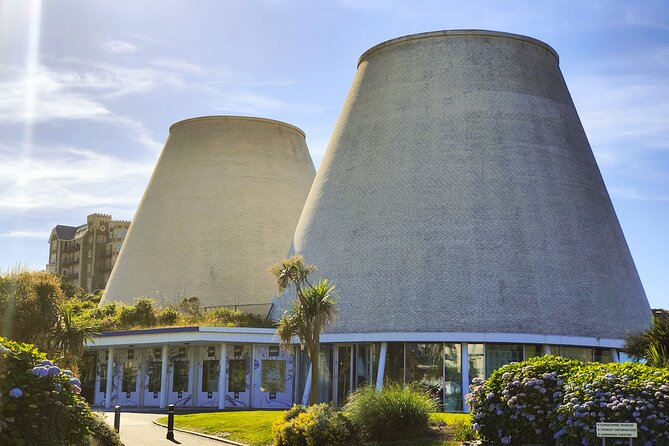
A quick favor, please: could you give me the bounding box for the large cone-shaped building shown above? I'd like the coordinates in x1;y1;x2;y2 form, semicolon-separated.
273;30;650;340
103;116;315;309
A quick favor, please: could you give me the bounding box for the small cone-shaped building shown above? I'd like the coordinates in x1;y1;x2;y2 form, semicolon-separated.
273;30;650;340
102;116;315;309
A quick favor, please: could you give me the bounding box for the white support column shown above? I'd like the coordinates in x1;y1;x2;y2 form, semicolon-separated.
301;364;312;406
159;345;169;409
190;346;197;407
375;342;388;392
542;344;551;356
218;343;227;410
104;346;115;408
610;349;620;363
461;343;469;412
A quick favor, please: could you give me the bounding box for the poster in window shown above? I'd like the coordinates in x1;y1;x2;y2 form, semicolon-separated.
261;360;285;393
228;359;246;392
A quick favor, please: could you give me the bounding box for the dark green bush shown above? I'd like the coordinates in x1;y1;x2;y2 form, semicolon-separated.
272;403;354;446
343;383;436;441
156;307;179;326
89;412;123;446
0;337;117;445
205;307;274;328
118;297;156;328
468;357;669;446
552;362;669;445
467;355;582;446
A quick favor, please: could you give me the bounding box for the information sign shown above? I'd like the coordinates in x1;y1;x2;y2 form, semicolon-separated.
596;423;637;438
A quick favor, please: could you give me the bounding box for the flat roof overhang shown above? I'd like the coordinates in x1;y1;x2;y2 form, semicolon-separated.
85;327;625;350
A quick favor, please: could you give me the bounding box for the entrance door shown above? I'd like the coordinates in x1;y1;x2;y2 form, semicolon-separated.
334;345;353;406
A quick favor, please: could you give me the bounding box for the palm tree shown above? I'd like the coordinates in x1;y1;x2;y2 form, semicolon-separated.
624;315;669;367
49;306;97;369
272;255;336;405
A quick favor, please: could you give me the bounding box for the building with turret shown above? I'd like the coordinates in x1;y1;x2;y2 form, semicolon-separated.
47;213;131;293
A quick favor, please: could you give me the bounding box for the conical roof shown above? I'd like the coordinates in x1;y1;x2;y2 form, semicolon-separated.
273;30;650;339
102;116;315;309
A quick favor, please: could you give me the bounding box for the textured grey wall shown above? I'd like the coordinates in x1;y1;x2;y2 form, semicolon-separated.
102;116;315;308
273;30;650;339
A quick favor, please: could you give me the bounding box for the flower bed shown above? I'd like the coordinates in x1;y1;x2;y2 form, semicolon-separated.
467;356;669;446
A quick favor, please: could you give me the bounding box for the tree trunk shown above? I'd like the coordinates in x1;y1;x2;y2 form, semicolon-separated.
308;339;320;405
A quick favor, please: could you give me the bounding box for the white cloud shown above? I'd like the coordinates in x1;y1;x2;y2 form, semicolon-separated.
572;74;669;149
104;39;138;54
0;146;155;214
0;230;50;239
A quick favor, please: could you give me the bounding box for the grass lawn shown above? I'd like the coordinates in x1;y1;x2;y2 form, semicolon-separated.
156;411;282;446
157;411;471;446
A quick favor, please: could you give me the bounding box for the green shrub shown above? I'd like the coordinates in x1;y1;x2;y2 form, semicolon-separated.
343;383;436;441
468;357;669;446
204;307;274;328
156;307;179;326
118;297;156;328
272;403;354;446
450;418;478;441
89;412;123;446
552;362;669;445
0;337;114;445
467;355;582;445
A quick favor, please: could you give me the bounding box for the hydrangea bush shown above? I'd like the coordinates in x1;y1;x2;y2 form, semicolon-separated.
467;355;581;445
553;363;669;446
272;403;355;446
468;356;669;446
0;337;122;446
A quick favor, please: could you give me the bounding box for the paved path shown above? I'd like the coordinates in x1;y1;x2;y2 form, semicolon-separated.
102;411;227;446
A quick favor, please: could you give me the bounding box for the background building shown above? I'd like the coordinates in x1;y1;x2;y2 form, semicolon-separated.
47;213;131;293
101;116;316;310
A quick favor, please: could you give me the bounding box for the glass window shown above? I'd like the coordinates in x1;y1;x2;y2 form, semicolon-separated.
485;344;522;378
99;365;107;392
524;344;542;359
202;360;219;392
228;359;246;392
122;362;137;393
148;362;161;392
619;351;636;363
384;343;405;384
549;345;561;356
594;348;613;363
355;344;371;388
261;360;286;393
444;343;462;412
317;345;333;403
406;343;443;404
468;344;485;384
172;360;189;392
562;346;593;362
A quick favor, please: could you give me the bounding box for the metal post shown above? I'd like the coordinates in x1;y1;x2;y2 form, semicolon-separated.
166;404;175;440
113;405;121;433
461;343;469;412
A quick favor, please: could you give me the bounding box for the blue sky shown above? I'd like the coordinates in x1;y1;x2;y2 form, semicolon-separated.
0;0;667;308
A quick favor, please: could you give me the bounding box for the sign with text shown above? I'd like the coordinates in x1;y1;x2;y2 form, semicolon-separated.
596;423;637;438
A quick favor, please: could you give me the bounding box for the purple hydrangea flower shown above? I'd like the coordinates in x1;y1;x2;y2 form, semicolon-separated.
32;366;49;378
48;366;61;375
40;359;53;367
501;436;511;444
9;388;23;398
63;369;73;377
68;377;81;387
